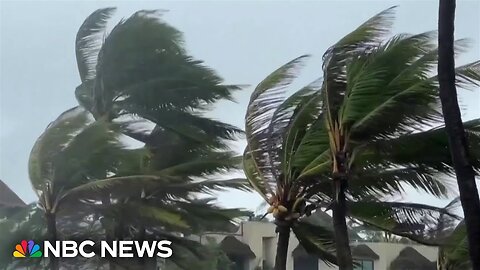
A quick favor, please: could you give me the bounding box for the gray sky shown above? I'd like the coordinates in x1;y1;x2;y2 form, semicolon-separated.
1;0;479;211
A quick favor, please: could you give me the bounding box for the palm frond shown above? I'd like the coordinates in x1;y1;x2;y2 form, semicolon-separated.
28;107;90;192
292;219;337;265
52;118;126;190
362;118;480;173
341;32;440;139
278;83;324;179
60;175;250;203
322;6;396;122
348;166;454;199
158;152;242;177
346;39;479;141
90;10;240;119
164;198;251;233
348;201;462;245
244;55;309;198
126;202;190;229
76;7;116;82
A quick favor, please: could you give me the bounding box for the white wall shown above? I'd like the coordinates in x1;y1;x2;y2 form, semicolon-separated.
202;222;438;270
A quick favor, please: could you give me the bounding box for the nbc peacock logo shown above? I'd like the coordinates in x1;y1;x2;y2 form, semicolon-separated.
13;240;43;258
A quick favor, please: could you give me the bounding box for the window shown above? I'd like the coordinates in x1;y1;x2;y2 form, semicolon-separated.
354;260;374;270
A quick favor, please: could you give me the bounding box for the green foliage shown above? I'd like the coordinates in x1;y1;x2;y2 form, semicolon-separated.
75;8;242;151
72;9;252;267
28;107;127;213
165;238;232;270
0;204;46;269
243;5;480;266
3;7;253;270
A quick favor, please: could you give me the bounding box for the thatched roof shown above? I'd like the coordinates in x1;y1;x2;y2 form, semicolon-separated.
219;236;255;258
352;244;379;260
390;247;436;270
0;180;25;208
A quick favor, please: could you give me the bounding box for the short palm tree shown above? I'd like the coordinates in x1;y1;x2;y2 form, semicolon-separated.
28;107;250;270
244;7;480;270
28;107;128;270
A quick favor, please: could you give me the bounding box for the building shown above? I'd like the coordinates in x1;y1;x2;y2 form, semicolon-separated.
201;221;438;270
0;179;26;209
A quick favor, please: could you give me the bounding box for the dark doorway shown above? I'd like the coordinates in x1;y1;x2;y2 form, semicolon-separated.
229;255;246;270
294;256;319;270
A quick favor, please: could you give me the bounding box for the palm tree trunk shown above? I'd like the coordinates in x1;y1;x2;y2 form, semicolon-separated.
332;179;353;270
274;224;290;270
144;257;157;270
46;212;58;270
101;197;118;270
438;1;480;269
136;226;157;270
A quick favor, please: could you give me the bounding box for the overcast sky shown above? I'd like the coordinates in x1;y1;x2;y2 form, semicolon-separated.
1;0;479;211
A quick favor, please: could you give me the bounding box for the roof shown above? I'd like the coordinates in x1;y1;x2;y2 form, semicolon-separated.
389;247;437;270
292;244;310;258
0;180;26;208
302;211;361;240
352;244;379;260
219;236;256;258
293;243;380;260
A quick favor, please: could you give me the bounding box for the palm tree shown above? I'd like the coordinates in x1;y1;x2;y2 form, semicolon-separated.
244;7;480;270
74;8;241;143
27;107;129;270
316;6;480;269
27;107;250;270
72;9;250;269
438;0;480;268
22;110;116;270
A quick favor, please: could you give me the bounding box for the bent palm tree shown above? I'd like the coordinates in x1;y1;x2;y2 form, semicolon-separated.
73;9;250;269
244;7;480;270
28;107;127;270
29;107;250;270
75;8;242;145
316;7;480;269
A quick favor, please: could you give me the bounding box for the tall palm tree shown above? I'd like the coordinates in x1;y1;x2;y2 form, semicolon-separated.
438;0;480;268
73;9;250;269
317;6;480;269
244;7;480;270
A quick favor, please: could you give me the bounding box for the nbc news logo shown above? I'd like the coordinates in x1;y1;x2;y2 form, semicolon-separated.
13;240;172;259
13;240;42;258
